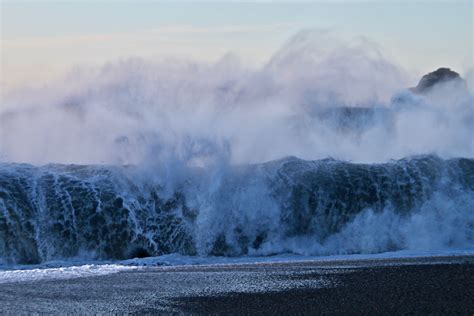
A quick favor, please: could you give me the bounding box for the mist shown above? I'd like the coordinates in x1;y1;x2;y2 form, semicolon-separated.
0;31;473;167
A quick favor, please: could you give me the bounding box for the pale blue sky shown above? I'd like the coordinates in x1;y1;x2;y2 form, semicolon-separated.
1;1;473;90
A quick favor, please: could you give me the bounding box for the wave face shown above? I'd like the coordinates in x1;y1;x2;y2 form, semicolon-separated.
1;155;473;264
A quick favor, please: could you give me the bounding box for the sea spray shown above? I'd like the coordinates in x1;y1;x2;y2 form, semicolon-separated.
1;32;472;265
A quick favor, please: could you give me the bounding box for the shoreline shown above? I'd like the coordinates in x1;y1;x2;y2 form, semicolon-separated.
3;248;474;270
0;255;473;314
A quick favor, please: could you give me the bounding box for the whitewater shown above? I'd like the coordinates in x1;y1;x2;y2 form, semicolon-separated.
0;32;473;275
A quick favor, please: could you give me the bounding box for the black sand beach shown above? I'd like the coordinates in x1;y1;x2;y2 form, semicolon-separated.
1;255;473;314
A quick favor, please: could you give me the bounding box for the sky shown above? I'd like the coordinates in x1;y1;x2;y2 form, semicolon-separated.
1;1;473;92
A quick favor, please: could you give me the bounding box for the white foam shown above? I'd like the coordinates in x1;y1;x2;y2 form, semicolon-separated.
120;248;474;268
0;264;138;284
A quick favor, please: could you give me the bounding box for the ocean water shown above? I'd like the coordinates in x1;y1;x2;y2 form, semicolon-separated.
1;155;473;267
1;32;473;275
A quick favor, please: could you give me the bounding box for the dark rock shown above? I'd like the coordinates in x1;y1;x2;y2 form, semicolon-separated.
411;67;467;94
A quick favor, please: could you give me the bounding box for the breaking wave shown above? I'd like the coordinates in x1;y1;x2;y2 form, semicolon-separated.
1;155;473;264
0;31;473;264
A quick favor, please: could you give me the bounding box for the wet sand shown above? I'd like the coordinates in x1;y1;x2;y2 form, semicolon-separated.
1;255;473;314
